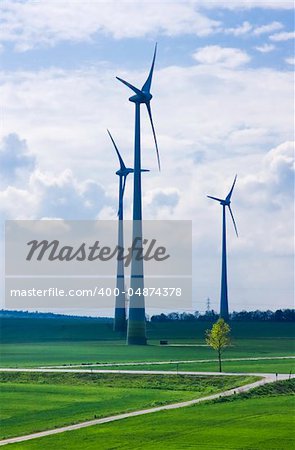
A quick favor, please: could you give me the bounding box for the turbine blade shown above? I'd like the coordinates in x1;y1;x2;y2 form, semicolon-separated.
118;190;121;217
122;175;127;198
107;129;126;170
142;43;157;93
228;205;238;237
116;77;142;96
117;177;123;217
118;175;128;217
226;174;237;202
118;199;122;217
146;101;161;171
207;195;223;202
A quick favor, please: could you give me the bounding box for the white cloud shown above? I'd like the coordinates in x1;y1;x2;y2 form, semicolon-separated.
1;1;292;52
0;185;37;220
253;21;283;35
0;133;35;185
255;43;275;53
263;141;294;191
227;127;274;147
2;60;293;185
223;20;284;38
198;1;293;9
32;169;108;220
285;57;295;65
0;1;221;51
192;45;250;68
144;188;180;218
0;135;110;220
0;170;107;220
225;21;252;36
270;31;295;41
97;206;117;220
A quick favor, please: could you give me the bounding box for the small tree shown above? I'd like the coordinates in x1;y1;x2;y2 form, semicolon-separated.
205;318;231;372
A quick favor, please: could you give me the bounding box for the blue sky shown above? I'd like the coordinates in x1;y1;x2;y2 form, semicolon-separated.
0;0;294;314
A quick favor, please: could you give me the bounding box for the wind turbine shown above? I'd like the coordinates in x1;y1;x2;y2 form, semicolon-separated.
116;44;160;345
107;130;133;332
207;175;238;321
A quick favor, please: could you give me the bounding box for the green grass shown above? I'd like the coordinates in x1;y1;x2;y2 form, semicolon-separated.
1;338;294;368
211;378;295;401
1;320;294;368
0;372;255;439
90;357;294;374
5;381;295;449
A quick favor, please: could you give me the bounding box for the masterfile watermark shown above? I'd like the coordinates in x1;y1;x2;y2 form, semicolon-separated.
26;237;170;267
6;220;191;276
5;278;192;309
5;219;192;309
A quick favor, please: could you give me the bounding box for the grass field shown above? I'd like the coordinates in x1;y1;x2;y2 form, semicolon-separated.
4;380;295;449
1;338;294;369
1;319;294;371
1;319;294;448
0;372;255;439
1;318;294;343
72;357;294;374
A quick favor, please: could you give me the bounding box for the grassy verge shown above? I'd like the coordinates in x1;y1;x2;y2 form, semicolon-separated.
211;378;295;403
82;357;294;374
0;372;255;440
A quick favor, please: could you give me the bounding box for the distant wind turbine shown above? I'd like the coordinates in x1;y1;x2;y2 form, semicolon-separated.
116;44;160;345
207;175;238;321
107;130;133;332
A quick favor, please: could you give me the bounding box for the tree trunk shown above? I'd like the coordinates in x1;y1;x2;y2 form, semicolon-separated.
218;350;222;372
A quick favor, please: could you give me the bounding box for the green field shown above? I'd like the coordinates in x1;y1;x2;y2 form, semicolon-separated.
0;372;255;439
1;319;294;371
73;357;294;374
1;319;294;448
1;321;294;379
1;338;294;369
1;317;294;343
4;380;295;450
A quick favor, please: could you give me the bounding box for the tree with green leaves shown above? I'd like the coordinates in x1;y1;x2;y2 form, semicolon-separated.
205;318;231;372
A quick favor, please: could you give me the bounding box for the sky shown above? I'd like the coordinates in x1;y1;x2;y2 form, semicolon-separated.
0;0;294;314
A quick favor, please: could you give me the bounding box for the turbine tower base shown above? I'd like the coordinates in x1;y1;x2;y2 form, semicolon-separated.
127;307;147;345
113;307;127;332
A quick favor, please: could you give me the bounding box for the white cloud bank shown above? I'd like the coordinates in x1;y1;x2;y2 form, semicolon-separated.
255;43;276;53
285;57;295;65
253;20;283;35
270;31;295;41
192;45;250;67
0;1;293;51
0;1;221;51
0;134;109;220
0;133;35;184
1;31;293;309
224;21;253;36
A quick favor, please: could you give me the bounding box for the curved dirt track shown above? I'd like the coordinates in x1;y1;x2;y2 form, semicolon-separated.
0;368;293;447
